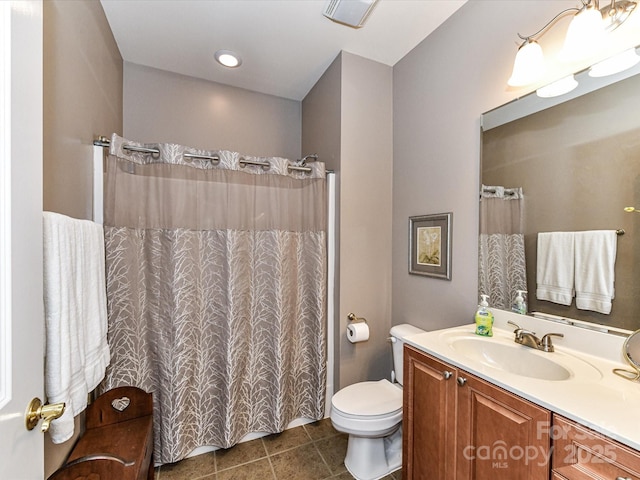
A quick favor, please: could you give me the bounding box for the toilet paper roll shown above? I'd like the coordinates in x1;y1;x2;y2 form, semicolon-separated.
347;322;369;343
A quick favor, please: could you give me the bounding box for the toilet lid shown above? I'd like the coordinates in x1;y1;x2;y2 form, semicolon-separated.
332;379;402;416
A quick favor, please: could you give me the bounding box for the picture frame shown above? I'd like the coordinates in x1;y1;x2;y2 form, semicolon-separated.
409;212;452;280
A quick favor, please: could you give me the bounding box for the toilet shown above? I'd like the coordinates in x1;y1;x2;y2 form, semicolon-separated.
330;323;425;480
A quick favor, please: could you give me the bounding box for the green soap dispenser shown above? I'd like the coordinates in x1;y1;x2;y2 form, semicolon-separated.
475;294;494;337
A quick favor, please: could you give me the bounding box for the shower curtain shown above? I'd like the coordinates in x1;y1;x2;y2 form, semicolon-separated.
478;185;527;310
100;134;327;464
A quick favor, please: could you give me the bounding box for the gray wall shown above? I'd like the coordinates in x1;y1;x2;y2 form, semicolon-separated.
42;0;123;475
302;54;342;388
124;63;302;160
392;0;579;332
43;0;123;221
302;55;341;172
303;52;393;389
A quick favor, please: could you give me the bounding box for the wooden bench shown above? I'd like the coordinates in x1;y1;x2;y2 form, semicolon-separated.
48;386;154;480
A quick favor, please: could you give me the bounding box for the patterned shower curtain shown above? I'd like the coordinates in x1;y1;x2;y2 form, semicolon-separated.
478;185;527;310
100;134;327;464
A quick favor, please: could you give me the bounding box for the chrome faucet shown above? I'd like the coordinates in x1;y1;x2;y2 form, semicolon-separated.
507;321;564;352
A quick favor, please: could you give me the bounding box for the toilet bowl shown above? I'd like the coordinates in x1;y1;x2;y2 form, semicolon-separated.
330;323;425;480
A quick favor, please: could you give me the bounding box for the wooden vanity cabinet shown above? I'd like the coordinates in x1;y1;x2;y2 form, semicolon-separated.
552;415;640;480
403;344;457;480
403;345;551;480
455;368;551;480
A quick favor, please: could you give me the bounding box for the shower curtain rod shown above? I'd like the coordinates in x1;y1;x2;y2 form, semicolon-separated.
94;136;220;163
93;136;315;173
482;187;516;195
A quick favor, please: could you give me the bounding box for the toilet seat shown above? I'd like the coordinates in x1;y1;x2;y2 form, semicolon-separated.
332;379;402;418
330;379;403;437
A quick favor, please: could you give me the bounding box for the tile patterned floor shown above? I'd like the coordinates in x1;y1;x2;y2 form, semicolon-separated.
155;418;403;480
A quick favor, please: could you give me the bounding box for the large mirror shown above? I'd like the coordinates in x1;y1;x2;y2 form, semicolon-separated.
480;58;640;332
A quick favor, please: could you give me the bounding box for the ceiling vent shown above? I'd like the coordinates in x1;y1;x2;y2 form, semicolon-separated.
323;0;379;28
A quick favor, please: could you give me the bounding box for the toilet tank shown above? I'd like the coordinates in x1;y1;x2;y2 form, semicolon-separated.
389;323;426;386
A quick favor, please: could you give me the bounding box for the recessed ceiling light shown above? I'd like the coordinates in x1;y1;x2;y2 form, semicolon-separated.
214;50;242;68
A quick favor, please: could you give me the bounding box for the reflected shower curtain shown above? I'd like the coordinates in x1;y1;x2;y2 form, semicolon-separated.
101;134;327;464
478;185;527;310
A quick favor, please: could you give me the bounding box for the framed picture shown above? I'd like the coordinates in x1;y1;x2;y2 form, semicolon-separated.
409;212;452;280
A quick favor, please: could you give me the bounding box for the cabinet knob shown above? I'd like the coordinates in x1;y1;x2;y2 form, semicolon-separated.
615;477;632;480
442;371;453;380
457;377;467;386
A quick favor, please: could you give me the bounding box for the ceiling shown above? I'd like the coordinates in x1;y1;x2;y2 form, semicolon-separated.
100;0;466;101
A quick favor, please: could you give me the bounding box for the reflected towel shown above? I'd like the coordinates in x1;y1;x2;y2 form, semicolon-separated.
43;212;109;443
536;232;575;305
574;230;617;315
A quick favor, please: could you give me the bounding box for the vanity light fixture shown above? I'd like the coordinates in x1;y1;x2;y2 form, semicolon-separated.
601;0;638;29
214;50;242;68
507;39;545;87
508;0;638;89
536;75;579;97
589;48;640;76
559;2;606;61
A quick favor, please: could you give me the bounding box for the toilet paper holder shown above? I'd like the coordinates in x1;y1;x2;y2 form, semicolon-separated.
347;312;367;324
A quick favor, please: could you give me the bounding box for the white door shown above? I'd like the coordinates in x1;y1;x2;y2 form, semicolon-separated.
0;2;45;479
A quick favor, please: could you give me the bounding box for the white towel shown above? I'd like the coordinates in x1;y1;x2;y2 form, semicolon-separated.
536;232;575;305
43;212;110;444
574;230;617;315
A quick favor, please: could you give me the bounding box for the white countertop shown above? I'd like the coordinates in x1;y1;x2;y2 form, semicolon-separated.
403;309;640;451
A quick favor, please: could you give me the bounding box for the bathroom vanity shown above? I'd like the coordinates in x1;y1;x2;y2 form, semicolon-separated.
403;345;550;479
402;310;640;480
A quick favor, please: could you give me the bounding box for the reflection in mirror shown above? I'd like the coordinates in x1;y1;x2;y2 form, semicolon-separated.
481;59;640;331
613;330;640;381
479;187;527;310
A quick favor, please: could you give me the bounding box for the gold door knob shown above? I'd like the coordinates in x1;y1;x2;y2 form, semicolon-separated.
25;397;65;433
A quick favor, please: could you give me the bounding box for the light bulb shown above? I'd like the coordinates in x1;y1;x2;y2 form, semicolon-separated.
589;49;640;77
560;6;606;61
214;50;242;68
508;39;545;87
536;75;578;98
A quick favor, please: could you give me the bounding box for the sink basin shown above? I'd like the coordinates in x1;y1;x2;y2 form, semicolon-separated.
435;329;603;382
450;337;571;381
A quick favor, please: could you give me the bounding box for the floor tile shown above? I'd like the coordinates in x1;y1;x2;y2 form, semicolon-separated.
216;438;267;471
270;442;332;480
332;473;354;479
159;452;216;480
314;433;348;475
330;469;399;479
261;425;312;455
304;418;338;441
216;458;275;480
155;421;403;480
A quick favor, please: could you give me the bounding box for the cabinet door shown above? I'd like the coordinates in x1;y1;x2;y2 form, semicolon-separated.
403;345;457;480
456;372;551;480
552;414;640;480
